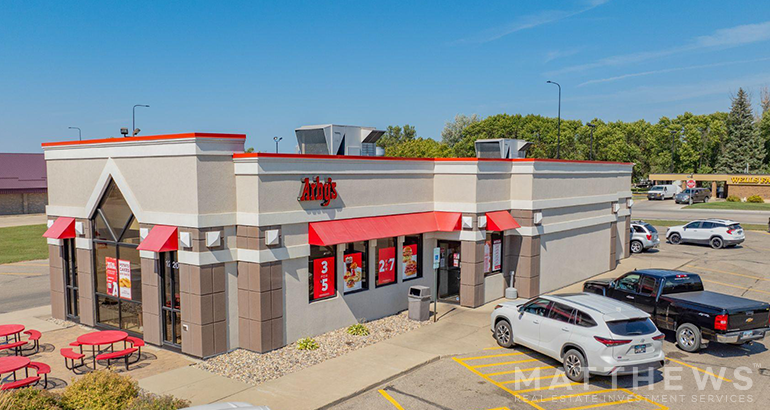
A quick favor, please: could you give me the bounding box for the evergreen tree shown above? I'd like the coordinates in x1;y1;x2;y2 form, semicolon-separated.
716;88;765;173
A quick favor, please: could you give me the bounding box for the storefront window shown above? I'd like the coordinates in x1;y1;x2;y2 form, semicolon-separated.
343;241;368;294
484;232;503;276
402;235;422;281
309;245;336;302
92;180;143;334
375;237;397;287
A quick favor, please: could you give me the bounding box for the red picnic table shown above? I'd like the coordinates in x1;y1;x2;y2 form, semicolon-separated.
77;330;128;369
0;356;31;383
0;325;25;344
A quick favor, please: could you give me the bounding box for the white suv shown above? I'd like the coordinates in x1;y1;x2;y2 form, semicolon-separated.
666;219;745;249
491;293;665;382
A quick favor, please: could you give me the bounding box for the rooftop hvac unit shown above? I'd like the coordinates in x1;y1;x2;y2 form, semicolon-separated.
295;124;385;156
475;138;532;159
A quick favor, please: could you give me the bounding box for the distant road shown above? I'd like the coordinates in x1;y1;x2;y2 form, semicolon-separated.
0;259;50;313
0;214;47;228
632;198;770;225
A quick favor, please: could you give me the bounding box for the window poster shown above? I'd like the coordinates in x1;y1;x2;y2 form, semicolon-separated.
492;239;502;271
105;257;118;297
402;244;418;280
377;247;396;285
484;240;491;272
343;252;364;293
452;253;460;267
118;259;132;300
313;256;335;299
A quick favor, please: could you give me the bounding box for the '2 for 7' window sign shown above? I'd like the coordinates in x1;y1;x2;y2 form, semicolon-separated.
313;256;336;299
378;247;396;285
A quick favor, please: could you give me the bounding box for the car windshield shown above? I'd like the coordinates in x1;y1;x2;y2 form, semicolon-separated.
682;189;692;194
642;223;657;233
662;274;704;294
650;186;663;191
606;318;657;336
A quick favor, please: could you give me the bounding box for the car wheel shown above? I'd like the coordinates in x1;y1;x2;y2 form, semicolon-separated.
494;319;514;348
710;237;723;249
676;323;702;352
704;196;710;203
630;240;644;254
563;349;588;382
669;233;681;245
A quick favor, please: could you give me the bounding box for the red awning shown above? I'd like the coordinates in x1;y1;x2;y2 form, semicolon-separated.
309;211;462;246
486;211;521;231
136;225;179;252
42;217;76;239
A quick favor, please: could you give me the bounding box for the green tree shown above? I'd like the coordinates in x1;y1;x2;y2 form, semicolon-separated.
760;111;770;169
441;114;480;148
377;124;416;153
385;137;453;158
716;88;765;173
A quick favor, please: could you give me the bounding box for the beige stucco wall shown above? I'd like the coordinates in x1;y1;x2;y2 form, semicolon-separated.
541;202;611;225
46;158;108;209
539;224;611;293
531;174;627;201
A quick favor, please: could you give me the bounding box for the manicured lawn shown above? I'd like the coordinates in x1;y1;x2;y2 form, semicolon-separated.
684;201;770;211
0;224;48;264
643;219;767;232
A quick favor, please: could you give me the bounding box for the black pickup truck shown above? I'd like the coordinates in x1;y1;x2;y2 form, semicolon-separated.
584;269;770;352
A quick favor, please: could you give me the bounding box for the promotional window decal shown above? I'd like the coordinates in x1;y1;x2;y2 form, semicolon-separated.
484;241;491;272
343;252;364;293
118;259;132;300
313;256;335;299
106;257;118;297
378;247;396;285
402;244;418;280
492;239;502;271
298;176;338;207
452;253;460;267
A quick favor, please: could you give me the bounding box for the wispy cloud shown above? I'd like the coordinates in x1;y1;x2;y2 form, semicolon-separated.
577;57;770;87
548;21;770;76
544;47;584;63
455;0;611;44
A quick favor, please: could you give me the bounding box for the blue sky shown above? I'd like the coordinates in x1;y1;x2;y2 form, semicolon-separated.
2;0;770;153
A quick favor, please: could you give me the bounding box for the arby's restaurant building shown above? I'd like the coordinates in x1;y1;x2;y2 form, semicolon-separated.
41;124;633;358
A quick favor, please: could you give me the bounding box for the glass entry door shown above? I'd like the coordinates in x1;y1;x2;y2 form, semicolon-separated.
437;240;461;302
63;239;79;320
160;252;181;347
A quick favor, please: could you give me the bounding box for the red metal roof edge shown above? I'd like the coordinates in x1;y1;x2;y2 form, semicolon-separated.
233;152;633;166
41;133;247;148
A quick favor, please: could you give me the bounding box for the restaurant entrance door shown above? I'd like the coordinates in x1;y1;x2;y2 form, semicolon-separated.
437;240;461;303
63;238;79;321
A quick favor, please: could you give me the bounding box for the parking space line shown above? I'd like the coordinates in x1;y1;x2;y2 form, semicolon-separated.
512;382;582;394
500;374;565;384
685;264;769;282
701;279;770;296
667;358;733;382
484;346;505;350
617;388;668;410
464;352;526;360
559;397;642;410
378;389;405;410
473;358;540;369
486;365;556;376
452;357;547;410
532;388;617;403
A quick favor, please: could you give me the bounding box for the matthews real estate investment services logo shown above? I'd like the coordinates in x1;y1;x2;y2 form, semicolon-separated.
298;176;338;207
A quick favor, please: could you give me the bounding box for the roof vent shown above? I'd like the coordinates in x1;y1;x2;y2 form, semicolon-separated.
295;124;385;156
474;138;531;159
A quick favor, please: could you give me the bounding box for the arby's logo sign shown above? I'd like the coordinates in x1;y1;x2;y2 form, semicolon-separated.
299;176;338;207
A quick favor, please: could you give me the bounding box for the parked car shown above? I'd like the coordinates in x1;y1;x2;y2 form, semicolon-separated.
647;184;679;200
491;293;665;382
674;188;711;204
630;221;659;253
665;219;745;249
584;270;770;352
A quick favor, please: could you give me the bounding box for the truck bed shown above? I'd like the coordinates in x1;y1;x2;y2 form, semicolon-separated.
665;291;768;311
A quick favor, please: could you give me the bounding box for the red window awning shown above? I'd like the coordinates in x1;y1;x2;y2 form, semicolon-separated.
136;225;179;252
42;217;76;239
486;211;521;231
309;211;462;246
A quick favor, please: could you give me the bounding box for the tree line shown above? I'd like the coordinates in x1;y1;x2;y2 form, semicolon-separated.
377;87;770;182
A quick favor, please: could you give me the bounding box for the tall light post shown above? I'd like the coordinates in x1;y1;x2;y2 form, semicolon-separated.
546;81;561;158
587;123;596;161
273;136;283;153
132;104;150;136
68;127;82;141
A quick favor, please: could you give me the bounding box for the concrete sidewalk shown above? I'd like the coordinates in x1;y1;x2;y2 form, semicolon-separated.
0;213;47;228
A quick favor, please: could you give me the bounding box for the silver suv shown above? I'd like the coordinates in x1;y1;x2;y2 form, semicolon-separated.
666;219;745;249
630;221;659;253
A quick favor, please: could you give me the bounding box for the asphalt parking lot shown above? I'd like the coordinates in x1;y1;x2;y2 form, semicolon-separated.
334;229;770;410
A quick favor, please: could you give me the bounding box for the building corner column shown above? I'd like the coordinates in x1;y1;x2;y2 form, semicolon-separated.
459;240;484;307
48;244;65;320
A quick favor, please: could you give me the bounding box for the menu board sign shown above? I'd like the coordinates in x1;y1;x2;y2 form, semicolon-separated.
484;241;491;272
106;257;118;297
377;247;396;285
118;259;132;300
402;244;418;280
343;252;364;293
313;256;335;299
492;239;502;272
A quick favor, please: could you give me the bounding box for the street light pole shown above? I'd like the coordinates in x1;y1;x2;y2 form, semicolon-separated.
273;136;283;153
587;123;596;161
546;81;561;159
68;127;82;141
132;104;150;136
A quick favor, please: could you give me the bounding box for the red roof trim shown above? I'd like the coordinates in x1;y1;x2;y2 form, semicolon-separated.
136;225;179;252
486;211;521;232
233;152;632;165
42;133;246;148
43;217;76;239
308;211;461;246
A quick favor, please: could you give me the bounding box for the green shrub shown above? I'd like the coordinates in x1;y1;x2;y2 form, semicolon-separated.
346;323;370;336
296;337;319;350
746;195;764;203
0;389;62;410
127;393;190;410
726;195;741;202
61;370;139;410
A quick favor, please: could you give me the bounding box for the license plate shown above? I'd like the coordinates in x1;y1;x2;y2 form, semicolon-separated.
742;331;753;339
634;344;646;354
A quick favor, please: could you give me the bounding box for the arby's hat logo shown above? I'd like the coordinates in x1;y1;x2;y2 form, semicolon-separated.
299;176;338;207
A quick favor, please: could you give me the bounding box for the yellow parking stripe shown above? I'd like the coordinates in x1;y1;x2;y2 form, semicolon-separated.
532;388;618;403
463;352;525;360
512;382;582;394
486;365;555;377
560;397;642;410
501;373;565;384
667;358;733;382
618;388;668;410
473;358;540;369
686;265;770;282
453;357;547;410
483;346;505;350
701;279;770;296
378;390;405;410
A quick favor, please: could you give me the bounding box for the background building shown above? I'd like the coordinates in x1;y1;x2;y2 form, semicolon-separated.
649;173;770;200
0;153;48;215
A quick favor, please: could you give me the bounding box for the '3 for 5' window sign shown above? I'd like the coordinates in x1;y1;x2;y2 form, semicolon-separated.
313;256;336;299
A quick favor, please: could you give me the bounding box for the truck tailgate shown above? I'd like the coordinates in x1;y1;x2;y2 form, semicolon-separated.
727;307;770;331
